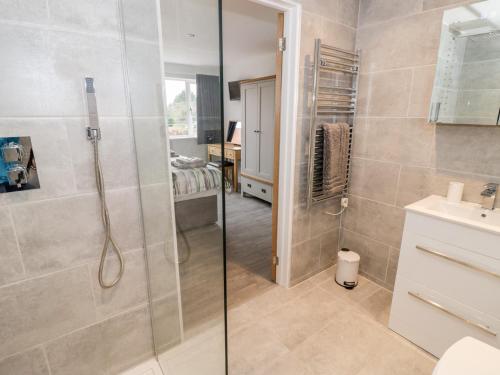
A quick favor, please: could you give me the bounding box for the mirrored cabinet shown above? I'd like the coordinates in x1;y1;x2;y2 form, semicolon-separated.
429;0;500;126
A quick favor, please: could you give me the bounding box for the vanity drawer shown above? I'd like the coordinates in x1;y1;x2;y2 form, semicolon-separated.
241;176;272;203
389;276;500;358
398;231;500;318
405;211;500;260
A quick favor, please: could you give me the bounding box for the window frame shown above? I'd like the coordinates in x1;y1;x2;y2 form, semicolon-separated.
165;77;197;139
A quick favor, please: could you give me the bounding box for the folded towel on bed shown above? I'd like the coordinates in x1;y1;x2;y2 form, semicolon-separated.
322;122;350;195
171;156;207;169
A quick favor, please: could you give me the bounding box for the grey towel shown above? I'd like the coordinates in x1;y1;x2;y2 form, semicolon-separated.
322;122;350;195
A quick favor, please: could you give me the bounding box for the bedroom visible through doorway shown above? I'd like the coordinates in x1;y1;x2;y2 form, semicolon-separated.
222;0;284;307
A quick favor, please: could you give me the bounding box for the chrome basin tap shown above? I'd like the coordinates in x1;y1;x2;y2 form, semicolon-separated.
481;183;498;210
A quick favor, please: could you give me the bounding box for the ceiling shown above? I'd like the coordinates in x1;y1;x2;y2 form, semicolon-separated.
160;0;278;67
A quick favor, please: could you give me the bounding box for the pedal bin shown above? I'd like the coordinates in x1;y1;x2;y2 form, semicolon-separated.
335;248;360;289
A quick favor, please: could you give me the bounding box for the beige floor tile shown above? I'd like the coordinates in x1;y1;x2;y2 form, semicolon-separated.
356;333;436;375
228;322;289;375
252;351;315;375
293;309;388;375
357;287;393;326
259;288;348;350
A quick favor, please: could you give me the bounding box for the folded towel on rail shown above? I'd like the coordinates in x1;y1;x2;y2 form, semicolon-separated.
171;156;207;169
322;122;350;195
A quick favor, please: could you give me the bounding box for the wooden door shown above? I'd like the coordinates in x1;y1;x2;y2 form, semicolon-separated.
257;80;275;181
241;83;259;176
271;13;284;282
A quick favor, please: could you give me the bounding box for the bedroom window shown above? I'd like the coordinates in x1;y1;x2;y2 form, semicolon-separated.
165;78;197;138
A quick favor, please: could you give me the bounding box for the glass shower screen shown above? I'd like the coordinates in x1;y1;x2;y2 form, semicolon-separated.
120;0;226;374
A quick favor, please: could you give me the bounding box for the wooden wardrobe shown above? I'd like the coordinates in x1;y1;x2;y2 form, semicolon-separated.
240;76;276;203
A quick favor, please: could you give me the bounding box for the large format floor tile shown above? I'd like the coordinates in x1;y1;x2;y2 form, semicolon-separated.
228;268;437;375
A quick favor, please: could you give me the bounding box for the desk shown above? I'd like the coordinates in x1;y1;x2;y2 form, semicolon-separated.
207;143;241;192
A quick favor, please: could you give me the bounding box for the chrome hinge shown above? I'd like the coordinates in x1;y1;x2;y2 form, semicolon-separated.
278;37;286;52
273;256;279;266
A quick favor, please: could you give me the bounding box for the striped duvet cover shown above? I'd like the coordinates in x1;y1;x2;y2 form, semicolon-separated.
171;165;222;197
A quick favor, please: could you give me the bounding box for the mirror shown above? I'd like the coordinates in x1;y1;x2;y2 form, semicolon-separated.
429;0;500;126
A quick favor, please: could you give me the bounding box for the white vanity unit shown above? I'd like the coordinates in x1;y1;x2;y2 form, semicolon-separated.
389;195;500;358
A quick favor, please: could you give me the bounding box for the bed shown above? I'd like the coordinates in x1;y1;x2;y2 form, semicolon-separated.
171;158;222;231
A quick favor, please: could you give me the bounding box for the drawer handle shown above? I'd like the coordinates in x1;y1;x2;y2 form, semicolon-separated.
247;183;252;188
408;291;497;337
261;188;266;193
416;245;500;280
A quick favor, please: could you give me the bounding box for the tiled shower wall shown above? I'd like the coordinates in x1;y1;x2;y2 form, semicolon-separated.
342;0;500;290
290;0;359;284
0;1;178;374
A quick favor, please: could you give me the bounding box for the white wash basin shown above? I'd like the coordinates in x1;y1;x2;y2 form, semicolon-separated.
405;195;500;235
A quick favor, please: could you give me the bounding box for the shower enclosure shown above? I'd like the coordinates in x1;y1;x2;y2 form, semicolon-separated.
0;0;226;374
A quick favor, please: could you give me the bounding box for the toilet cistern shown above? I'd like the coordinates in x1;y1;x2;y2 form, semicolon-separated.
481;183;498;210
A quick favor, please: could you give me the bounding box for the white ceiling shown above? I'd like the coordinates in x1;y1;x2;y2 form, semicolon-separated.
160;0;278;67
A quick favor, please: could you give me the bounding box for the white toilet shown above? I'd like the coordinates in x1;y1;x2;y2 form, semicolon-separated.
433;337;500;375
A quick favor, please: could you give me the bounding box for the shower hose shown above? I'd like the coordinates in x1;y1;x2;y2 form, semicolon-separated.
91;137;125;288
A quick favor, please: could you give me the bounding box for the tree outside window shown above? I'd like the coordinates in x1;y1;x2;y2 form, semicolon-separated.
165;78;197;138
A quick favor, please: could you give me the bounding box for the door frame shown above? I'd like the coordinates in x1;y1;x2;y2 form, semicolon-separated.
249;0;301;287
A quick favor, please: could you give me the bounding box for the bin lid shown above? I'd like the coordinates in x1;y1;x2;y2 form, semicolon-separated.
337;250;360;262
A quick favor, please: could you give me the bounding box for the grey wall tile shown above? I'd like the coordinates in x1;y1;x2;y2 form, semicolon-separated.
0;347;50;375
342;229;390;282
48;0;119;35
147;243;179;300
358;0;422;27
300;12;325;67
435;125;500;177
291;238;321;283
0;119;76;206
151;295;182;352
343;195;405;248
356;10;442;72
385;247;400;288
350;158;400;204
0;208;24;286
292;205;311;245
65;118;139;193
337;0;360;28
422;0;473;10
357;70;413;116
310;198;341;237
124;41;164;117
396;166;495;208
0;266;96;359
322;17;356;51
122;0;160;42
139;183;175;246
299;0;337;20
353;118;435;167
43;30;128;117
0;0;48;23
0;24;47;117
408;65;436;118
45;306;153;375
319;228;340;269
90;250;148;319
13;188;143;275
133;118;170;186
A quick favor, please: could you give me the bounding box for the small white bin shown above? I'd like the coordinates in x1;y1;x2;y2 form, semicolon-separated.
335;248;360;289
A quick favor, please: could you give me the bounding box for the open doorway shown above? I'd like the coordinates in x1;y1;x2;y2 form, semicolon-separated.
222;0;284;307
